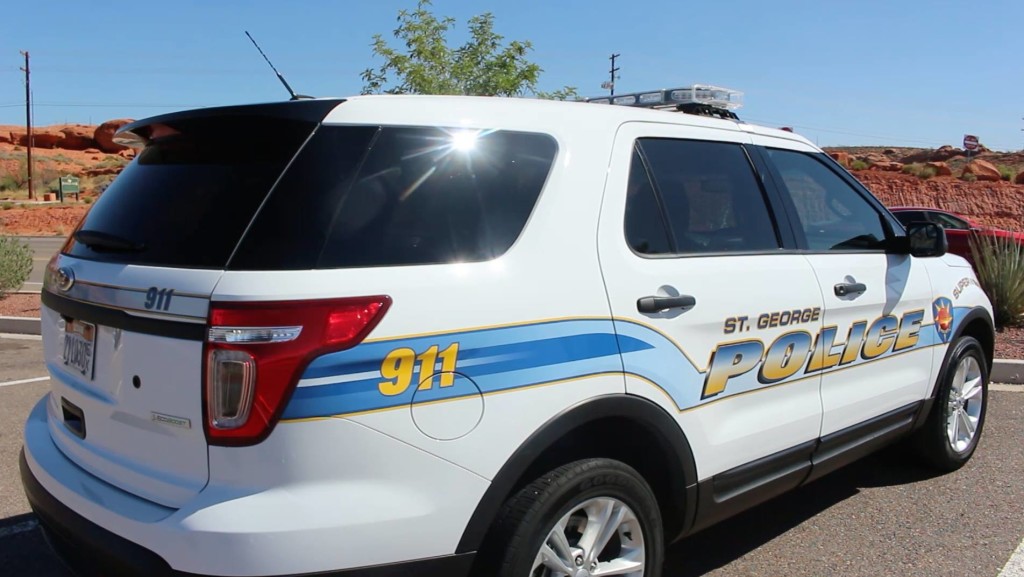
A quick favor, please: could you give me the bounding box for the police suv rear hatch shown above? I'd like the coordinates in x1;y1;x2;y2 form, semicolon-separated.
39;100;341;508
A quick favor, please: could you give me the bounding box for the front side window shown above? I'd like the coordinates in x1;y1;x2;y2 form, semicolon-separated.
767;149;888;251
624;138;779;255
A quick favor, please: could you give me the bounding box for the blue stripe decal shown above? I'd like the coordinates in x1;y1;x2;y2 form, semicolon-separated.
284;320;647;419
282;307;971;421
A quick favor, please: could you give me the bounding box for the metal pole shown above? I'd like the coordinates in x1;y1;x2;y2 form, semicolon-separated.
608;53;620;96
19;51;33;201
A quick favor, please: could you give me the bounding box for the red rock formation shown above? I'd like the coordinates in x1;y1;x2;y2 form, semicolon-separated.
829;151;852;167
93;119;134;153
58;126;97;151
962;160;1002;182
870;161;904;172
925;161;952;176
854;171;1024;231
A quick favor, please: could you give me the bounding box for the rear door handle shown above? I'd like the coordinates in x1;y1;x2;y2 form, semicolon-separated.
834;282;867;297
637;295;697;313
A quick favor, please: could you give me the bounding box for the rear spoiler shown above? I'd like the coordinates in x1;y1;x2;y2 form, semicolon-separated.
114;99;345;148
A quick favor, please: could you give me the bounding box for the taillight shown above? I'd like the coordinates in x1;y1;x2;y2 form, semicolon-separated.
204;296;391;446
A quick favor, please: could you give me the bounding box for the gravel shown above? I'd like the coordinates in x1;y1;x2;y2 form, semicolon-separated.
0;294;40;318
996;325;1024;360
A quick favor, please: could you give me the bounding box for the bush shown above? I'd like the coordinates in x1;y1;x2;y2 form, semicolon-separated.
961;172;977;182
83;197;93;204
901;163;936;179
0;236;33;298
969;234;1024;328
850;160;868;170
0;202;13;210
998;165;1015;182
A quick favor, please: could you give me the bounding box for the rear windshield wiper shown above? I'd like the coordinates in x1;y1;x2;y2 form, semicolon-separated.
74;230;146;252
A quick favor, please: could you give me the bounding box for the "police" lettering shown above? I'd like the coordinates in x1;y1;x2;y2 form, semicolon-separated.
702;310;925;399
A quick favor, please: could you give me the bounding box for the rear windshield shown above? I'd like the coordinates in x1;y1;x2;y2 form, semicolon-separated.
229;125;557;270
64;115;317;268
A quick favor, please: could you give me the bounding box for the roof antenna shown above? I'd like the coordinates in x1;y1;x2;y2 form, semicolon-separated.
245;31;312;100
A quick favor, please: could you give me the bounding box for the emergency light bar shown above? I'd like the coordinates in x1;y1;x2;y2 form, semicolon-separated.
585;84;743;112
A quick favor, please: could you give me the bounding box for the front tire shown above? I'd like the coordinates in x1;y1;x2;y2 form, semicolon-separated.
488;459;663;577
913;336;988;471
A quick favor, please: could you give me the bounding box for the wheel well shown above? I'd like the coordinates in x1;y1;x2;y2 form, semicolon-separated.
522;417;686;537
961;317;994;370
469;414;690;570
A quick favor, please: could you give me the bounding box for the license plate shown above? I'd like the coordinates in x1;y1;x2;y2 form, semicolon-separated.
62;319;96;380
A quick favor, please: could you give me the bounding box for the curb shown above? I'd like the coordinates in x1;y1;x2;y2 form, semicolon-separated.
992;359;1024;385
0;316;41;336
0;316;1019;384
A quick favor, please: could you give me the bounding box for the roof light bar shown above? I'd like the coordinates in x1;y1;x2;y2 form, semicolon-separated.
585;84;744;112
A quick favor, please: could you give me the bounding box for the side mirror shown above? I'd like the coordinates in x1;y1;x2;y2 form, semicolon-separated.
898;222;947;257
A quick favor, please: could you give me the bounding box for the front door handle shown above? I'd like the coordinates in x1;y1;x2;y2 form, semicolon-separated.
834;282;867;297
637;295;696;313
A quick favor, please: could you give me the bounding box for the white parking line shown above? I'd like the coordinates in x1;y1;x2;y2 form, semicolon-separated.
1000;537;1024;577
0;518;38;539
0;376;50;388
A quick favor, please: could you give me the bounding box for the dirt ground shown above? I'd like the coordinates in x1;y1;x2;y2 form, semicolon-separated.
0;294;41;317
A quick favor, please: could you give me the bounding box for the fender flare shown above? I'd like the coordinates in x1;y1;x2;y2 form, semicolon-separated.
929;306;994;399
913;306;994;430
455;394;698;553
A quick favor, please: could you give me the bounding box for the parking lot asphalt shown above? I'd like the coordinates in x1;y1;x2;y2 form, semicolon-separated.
1;336;1022;576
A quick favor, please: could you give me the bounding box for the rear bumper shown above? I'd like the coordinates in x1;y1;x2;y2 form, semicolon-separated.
20;396;483;576
21;451;474;577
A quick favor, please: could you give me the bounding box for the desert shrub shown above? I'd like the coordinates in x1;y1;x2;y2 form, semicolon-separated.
902;163;921;176
1;202;13;210
970;234;1024;328
0;159;28;191
961;172;977;182
850;160;868;170
83;197;93;204
998;165;1015;181
918;166;937;180
0;236;33;298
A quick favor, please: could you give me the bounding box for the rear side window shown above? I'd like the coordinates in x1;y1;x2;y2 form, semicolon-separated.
64;115;317;268
231;126;557;270
626;138;779;255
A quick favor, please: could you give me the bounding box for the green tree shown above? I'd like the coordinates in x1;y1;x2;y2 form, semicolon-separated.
361;0;577;100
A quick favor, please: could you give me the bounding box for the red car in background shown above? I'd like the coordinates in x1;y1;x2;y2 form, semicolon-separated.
890;207;1024;264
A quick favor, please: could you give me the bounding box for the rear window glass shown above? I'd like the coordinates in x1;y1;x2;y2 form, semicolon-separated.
230;126;557;270
64;115;317;268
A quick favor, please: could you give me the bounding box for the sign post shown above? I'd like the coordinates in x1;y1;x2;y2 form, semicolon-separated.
58;175;80;202
963;134;979;164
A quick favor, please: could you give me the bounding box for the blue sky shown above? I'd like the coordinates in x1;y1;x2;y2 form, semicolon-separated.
1;0;1020;150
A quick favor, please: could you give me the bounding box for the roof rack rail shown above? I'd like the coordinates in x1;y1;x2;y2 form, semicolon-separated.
584;84;743;120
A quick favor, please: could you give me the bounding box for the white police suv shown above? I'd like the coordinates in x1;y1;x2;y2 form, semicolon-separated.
21;91;994;577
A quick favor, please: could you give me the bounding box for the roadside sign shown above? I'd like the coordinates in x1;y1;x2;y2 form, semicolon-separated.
58;175;80;202
963;135;979;151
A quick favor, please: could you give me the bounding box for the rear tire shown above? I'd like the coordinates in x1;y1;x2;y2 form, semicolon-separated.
487;458;663;577
911;336;988;472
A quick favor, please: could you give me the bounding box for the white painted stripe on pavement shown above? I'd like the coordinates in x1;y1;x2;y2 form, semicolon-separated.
0;519;38;539
991;384;1024;392
999;536;1024;577
0;376;50;388
0;333;42;341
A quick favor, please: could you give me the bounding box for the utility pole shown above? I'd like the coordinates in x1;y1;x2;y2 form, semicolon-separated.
19;51;33;200
608;53;620;96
